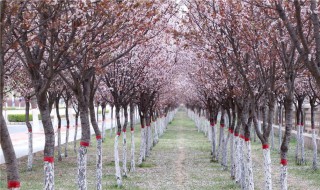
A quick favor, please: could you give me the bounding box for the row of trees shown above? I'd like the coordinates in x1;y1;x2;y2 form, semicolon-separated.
0;0;181;189
177;1;320;190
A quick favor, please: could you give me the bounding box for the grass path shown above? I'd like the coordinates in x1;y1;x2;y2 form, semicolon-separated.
135;109;238;189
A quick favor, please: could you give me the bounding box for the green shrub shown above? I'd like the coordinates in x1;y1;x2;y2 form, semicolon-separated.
8;114;33;122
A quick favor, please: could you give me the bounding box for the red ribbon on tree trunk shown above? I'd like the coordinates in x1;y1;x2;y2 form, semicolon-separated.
44;157;54;163
280;159;288;166
8;181;20;188
80;141;90;147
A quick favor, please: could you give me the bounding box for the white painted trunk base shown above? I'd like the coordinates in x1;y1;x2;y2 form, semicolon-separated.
263;146;272;190
312;129;318;170
245;140;254;190
27;131;33;171
44;160;54;190
96;138;102;190
122;132;128;177
114;135;122;187
130;130;136;172
280;162;288;190
235;136;241;183
138;127;146;165
78;146;87;190
230;133;235;179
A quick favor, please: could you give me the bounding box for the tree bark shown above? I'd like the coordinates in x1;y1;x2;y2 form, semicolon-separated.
310;98;318;170
280;94;294;190
0;2;21;188
64;99;70;158
89;100;102;190
37;92;55;190
110;105;114;137
25;98;33;171
129;103;135;172
122;105;129;177
101;103;106;141
77;103;91;190
74;111;79;154
56;96;62;162
114;105;122;187
138;116;146;165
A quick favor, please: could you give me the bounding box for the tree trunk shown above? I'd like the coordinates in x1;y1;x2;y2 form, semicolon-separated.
74;111;79;154
89;101;102;190
96;136;102;190
77;103;91;190
25;98;33;171
310;99;318;170
280;94;294;190
56;96;62;162
37;92;55;190
138;116;146;165
263;144;272;190
64;100;70;158
244;139;254;190
1;114;21;190
122;106;129;177
114;105;122;187
279;104;283;152
101;103;106;141
129;103;135;172
211;122;217;161
110;105;114;137
0;0;20;187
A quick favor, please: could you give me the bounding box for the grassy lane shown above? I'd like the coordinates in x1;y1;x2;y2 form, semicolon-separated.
136;109;239;190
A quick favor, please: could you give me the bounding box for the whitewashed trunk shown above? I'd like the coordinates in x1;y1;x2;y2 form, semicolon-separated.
114;135;122;187
138;127;145;165
312;129;318;170
240;139;246;189
27;131;33;171
122;131;128;177
78;145;88;190
235;136;241;183
153;120;158;146
230;132;235;179
149;124;152;150
96;138;102;190
218;125;225;163
65;126;69;157
280;161;288;190
245;140;254;190
222;133;229;170
44;158;54;190
145;126;151;157
263;145;272;190
130;129;136;172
